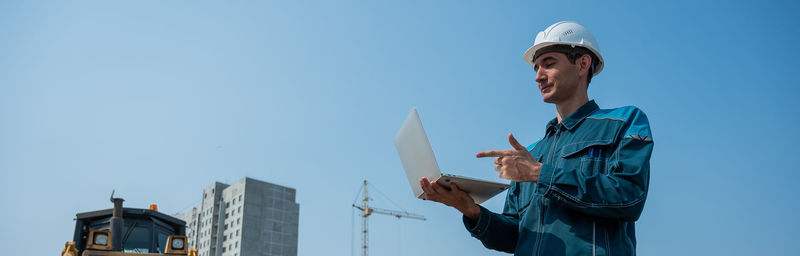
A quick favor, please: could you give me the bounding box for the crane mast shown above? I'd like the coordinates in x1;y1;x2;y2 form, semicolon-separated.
352;180;425;256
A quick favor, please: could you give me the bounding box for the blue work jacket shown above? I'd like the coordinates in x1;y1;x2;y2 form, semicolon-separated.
463;100;654;256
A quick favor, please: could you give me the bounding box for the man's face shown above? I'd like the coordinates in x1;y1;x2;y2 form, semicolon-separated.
533;52;583;104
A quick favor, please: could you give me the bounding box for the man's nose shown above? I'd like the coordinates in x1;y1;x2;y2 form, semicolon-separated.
535;71;546;84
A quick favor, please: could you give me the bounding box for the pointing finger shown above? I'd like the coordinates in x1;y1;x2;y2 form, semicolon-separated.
508;133;527;151
476;150;515;158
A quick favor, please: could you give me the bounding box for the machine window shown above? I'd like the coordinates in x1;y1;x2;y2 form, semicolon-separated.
123;227;151;253
157;232;169;252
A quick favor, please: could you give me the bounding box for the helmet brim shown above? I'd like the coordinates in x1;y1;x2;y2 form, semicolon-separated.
523;42;605;76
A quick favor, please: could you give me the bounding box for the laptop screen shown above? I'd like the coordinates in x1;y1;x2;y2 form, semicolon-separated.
394;108;442;198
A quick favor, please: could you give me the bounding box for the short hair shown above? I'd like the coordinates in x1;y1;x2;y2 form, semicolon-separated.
534;45;599;85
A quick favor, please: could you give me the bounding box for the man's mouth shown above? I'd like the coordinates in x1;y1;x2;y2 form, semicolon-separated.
540;85;552;93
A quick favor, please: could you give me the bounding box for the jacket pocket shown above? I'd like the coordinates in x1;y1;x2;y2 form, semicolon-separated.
560;140;614;177
580;158;607;177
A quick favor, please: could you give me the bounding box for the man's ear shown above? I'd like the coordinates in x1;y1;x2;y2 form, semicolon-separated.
578;54;592;77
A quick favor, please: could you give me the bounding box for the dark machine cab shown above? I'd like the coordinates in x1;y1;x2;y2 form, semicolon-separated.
61;192;197;256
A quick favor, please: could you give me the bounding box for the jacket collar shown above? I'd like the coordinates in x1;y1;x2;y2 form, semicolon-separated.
546;100;599;132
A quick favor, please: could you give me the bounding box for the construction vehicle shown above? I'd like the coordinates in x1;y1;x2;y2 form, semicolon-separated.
61;191;197;256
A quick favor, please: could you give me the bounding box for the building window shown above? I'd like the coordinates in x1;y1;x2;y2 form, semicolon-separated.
239;195;242;201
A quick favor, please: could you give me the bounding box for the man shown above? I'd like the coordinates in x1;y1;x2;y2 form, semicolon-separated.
419;21;654;255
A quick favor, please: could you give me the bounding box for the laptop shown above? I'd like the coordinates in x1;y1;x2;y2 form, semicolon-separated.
394;108;511;204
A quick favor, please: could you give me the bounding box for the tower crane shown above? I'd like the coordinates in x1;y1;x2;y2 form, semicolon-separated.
352;180;425;256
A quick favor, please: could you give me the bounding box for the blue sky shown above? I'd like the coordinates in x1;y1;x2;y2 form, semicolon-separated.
1;0;799;255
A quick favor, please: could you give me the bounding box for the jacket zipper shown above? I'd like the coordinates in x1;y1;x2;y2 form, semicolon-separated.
534;195;548;256
592;221;596;256
548;125;562;166
535;126;562;255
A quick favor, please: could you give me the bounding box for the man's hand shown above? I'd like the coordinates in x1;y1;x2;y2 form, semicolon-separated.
419;177;480;221
476;133;542;182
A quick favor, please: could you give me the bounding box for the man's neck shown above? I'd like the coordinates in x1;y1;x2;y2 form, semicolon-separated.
555;94;589;123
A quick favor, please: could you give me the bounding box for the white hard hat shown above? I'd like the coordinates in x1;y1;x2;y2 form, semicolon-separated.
523;21;604;76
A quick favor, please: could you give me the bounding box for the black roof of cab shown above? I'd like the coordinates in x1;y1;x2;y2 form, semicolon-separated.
73;207;186;254
76;208;185;226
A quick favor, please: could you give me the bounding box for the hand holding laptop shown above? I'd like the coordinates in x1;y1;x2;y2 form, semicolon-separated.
419;177;481;221
415;132;538;221
394;108;510;205
476;133;542;183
